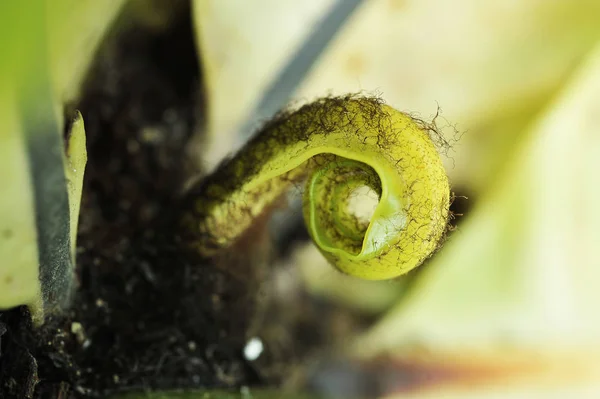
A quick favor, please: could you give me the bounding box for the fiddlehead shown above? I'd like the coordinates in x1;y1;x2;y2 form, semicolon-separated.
181;96;450;280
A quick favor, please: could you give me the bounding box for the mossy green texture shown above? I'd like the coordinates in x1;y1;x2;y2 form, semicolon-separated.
184;96;449;280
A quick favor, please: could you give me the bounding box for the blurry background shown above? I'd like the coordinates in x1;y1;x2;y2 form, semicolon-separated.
2;0;600;398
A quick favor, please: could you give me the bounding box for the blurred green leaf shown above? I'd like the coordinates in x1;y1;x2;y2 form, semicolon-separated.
0;1;123;315
0;1;47;313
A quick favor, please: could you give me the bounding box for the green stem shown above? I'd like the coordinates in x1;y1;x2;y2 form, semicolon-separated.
181;96;449;280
